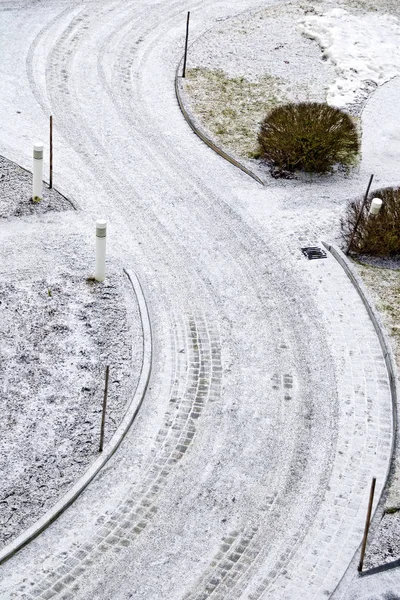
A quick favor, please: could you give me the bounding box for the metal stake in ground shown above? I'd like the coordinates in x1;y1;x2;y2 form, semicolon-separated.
99;365;110;452
49;115;53;189
182;11;190;78
346;174;374;255
358;477;376;572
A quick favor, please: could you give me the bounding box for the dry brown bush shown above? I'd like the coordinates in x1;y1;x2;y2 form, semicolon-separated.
341;187;400;256
258;102;360;174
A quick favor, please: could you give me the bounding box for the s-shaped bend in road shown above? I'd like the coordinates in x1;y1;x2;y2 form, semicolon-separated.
0;1;393;599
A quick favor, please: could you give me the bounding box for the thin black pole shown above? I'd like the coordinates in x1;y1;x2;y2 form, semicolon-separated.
346;174;374;255
99;365;110;452
49;116;53;189
358;477;376;572
182;11;190;78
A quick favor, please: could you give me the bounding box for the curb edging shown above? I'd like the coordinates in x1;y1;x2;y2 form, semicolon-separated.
323;242;399;592
0;269;152;565
175;61;264;186
323;242;398;459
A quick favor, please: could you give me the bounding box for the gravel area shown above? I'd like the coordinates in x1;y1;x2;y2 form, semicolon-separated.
364;512;400;570
0;156;143;549
0;155;73;218
0;266;141;549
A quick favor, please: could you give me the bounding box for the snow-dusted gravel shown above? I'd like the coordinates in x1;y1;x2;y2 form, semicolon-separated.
0;173;143;548
0;263;141;549
0;155;73;217
0;0;398;599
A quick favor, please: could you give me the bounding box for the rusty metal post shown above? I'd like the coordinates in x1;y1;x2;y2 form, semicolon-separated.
182;11;190;78
358;477;376;572
99;366;110;452
346;174;374;255
49;115;53;189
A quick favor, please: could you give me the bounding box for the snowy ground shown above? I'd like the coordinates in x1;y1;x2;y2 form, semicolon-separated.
179;1;337;172
298;4;400;107
0;157;143;548
181;0;400;496
0;155;73;217
180;0;400;177
180;0;400;589
352;260;400;510
0;0;399;599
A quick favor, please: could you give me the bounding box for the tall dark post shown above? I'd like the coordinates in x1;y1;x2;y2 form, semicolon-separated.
49;115;53;189
182;11;190;78
358;477;376;572
346;174;374;255
99;366;110;452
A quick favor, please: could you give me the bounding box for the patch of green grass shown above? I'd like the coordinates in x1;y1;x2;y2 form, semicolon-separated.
381;302;398;316
184;67;288;159
342;0;400;18
221;108;237;118
248;148;263;159
385;505;400;515
215;124;227;135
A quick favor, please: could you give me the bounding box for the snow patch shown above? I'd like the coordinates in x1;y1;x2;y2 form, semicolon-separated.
298;8;400;106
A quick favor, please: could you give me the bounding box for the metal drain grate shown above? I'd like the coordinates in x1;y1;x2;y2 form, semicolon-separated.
301;246;327;260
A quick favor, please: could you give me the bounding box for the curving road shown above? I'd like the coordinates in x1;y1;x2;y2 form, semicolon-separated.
0;1;394;599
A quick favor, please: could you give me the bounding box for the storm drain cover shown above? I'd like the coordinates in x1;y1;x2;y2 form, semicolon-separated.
301;246;327;260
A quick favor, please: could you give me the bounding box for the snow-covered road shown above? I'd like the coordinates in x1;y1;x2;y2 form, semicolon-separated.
0;1;395;598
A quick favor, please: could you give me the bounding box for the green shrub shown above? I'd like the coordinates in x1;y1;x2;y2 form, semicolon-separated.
258;102;360;174
341;187;400;256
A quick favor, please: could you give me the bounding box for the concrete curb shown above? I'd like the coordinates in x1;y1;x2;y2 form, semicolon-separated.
323;242;399;592
323;242;398;462
0;269;152;565
175;59;264;186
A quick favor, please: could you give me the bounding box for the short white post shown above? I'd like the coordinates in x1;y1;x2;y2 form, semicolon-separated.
95;220;107;282
369;198;383;217
32;142;44;201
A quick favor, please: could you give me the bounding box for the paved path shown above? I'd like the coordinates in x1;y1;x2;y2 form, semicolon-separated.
0;1;396;599
331;76;400;600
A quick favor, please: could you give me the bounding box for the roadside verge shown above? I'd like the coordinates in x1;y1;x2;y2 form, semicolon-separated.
0;269;152;566
324;242;399;589
175;59;264;186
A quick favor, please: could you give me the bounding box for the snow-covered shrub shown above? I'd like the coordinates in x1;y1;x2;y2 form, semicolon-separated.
258;102;360;174
341;187;400;256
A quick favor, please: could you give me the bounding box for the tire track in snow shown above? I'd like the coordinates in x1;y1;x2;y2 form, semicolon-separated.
95;5;338;598
5;2;339;599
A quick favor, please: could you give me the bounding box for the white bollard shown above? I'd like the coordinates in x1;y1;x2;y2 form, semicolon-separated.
95;220;107;282
369;198;383;217
32;142;44;201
